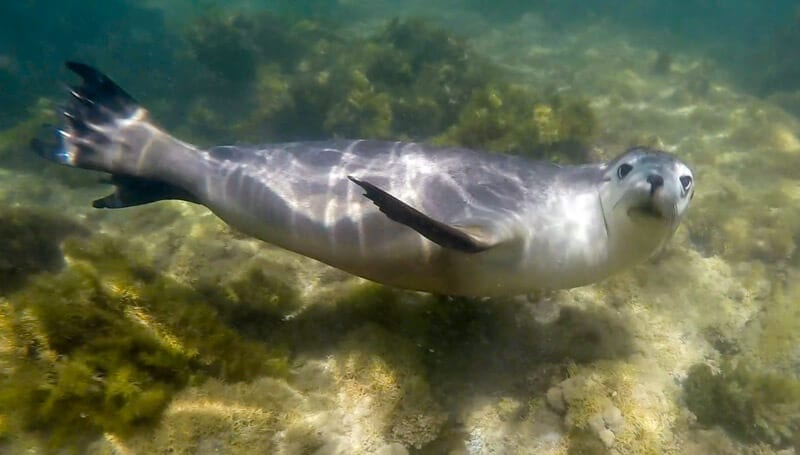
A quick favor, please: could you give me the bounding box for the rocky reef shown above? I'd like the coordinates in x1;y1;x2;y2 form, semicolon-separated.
1;3;800;454
182;12;595;160
0;233;290;450
684;360;800;448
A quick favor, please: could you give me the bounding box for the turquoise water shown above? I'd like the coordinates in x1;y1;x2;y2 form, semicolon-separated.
2;1;800;453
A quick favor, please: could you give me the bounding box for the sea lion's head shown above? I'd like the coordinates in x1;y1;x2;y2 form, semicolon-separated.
599;146;694;252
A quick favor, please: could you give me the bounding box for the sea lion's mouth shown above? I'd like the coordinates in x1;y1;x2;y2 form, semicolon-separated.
627;203;664;220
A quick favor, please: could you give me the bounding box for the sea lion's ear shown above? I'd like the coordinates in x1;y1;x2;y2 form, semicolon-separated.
348;176;498;253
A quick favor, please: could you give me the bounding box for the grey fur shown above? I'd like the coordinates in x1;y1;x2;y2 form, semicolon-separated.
42;63;695;297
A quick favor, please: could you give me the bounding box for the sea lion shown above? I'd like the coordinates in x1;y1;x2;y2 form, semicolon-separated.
33;62;695;296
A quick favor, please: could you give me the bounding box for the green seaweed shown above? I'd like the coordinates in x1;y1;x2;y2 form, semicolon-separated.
684;360;800;448
0;206;87;294
182;13;596;157
322;70;394;139
567;427;610;455
683;279;800;449
196;263;300;341
184;11;335;95
435;84;596;161
0;234;290;450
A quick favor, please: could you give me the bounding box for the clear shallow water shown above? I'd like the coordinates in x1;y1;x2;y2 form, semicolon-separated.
2;1;800;453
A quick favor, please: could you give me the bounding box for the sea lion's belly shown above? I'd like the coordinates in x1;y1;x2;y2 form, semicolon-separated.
203;189;613;296
203;194;470;293
190;140;612;296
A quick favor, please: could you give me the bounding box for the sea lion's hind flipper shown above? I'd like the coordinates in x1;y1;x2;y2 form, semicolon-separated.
348;176;496;253
93;175;198;209
33;62;202;209
64;61;138;120
33;62;141;170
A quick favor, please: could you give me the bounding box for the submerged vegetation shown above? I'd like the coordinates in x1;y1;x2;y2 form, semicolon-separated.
683;279;800;449
1;0;800;453
0;225;636;451
684;361;800;448
0;206;86;294
0;233;289;449
0;6;602;451
182;12;595;160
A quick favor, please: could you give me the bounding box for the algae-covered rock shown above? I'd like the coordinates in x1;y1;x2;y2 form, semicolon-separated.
122;377;302;454
333;323;447;449
245;16;490;143
181;12;596;157
0;206;87;294
0;234;290;450
412;55;594;160
684;360;800;448
743;278;800;373
195;261;302;340
685;165;800;264
322;69;394;139
112;321;445;454
549;360;681;454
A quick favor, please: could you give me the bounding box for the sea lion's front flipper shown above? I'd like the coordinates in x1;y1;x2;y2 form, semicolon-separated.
348;176;498;253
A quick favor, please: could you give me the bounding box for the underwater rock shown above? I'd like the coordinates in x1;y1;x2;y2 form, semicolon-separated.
586;404;623;449
180;12;596;158
684;360;800;448
0;206;87;294
119;377;302;454
376;442;410;455
546;385;567;414
602;405;624;433
332;323;447;450
117;321;446;453
0;234;290;450
545;358;682;454
738;278;800;376
437;83;596;161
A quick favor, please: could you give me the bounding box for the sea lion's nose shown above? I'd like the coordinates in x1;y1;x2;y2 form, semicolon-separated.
647;174;664;195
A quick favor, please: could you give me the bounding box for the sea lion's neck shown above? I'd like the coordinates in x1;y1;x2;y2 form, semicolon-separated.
605;213;674;271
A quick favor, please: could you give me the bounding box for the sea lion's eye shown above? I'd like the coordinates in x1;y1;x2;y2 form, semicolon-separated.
680;175;692;191
617;163;633;179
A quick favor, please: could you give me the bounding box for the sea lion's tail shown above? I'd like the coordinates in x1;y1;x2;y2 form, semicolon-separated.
32;62;199;208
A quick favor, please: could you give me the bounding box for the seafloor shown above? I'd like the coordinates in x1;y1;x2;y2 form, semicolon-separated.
2;4;800;455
